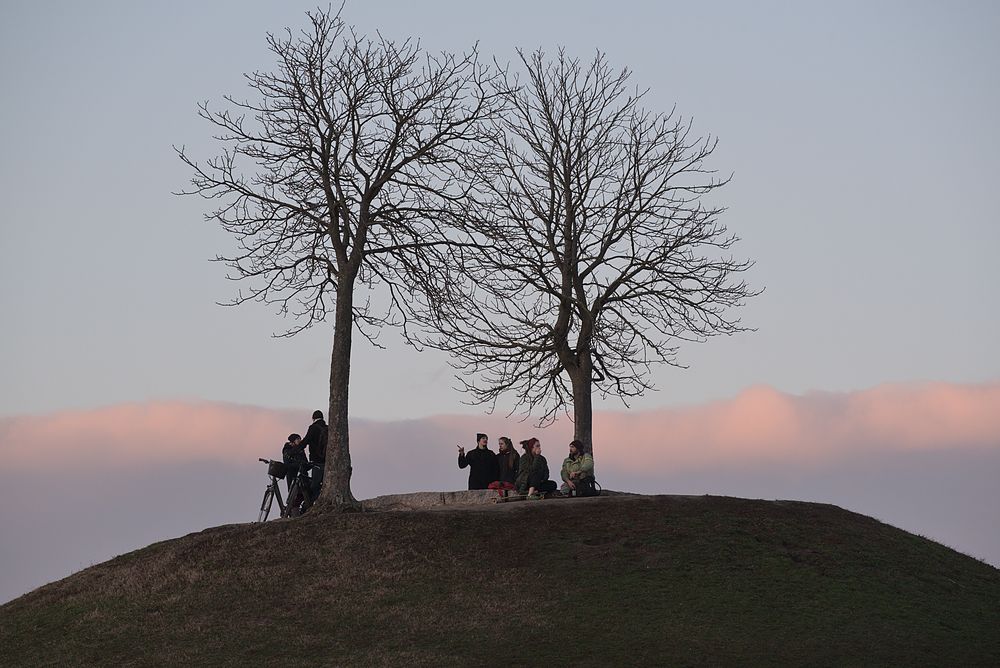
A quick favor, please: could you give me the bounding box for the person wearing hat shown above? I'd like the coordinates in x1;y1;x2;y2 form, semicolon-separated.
458;433;498;490
560;439;595;496
301;409;328;498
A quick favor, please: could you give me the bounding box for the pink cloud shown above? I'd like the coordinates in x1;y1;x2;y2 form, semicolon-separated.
1;382;997;477
0;401;300;469
595;382;1000;476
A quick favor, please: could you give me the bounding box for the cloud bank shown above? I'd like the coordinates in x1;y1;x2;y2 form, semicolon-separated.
1;381;997;604
596;381;1000;474
2;381;997;474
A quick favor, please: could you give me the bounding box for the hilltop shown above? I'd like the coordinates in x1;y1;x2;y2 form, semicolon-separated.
1;494;998;666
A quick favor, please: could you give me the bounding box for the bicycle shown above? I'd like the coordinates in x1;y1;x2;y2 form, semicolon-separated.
256;458;318;522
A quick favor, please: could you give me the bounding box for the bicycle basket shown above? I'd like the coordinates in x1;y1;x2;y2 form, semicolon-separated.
267;460;288;478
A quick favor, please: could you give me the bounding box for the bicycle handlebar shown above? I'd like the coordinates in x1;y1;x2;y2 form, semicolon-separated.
257;457;320;471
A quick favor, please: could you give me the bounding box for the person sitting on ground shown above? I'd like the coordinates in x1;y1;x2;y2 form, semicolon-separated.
560;439;595;496
300;410;327;499
526;438;557;499
458;433;499;490
488;436;520;495
498;436;520;483
281;433;309;514
515;438;535;495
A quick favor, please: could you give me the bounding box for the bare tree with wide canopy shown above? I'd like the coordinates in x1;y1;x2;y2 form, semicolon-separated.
177;8;500;509
416;49;758;458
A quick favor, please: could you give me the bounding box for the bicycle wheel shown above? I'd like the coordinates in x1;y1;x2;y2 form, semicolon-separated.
283;480;300;518
258;486;274;522
299;475;314;512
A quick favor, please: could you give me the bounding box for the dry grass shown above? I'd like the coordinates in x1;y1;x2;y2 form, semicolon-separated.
2;495;999;666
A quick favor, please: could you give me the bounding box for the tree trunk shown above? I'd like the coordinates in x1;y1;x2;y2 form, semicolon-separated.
318;279;361;511
570;349;595;459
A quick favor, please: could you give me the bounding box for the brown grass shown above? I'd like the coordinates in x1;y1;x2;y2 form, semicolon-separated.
2;495;998;666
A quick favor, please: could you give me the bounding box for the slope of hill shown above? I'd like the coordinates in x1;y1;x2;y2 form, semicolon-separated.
2;494;998;666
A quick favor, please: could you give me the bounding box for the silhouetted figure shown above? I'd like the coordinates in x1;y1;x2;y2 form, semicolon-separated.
282;433;308;513
301;410;327;499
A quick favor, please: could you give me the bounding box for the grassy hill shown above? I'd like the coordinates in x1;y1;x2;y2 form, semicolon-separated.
1;494;998;666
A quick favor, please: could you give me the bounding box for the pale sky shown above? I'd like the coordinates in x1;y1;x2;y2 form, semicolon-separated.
1;0;997;420
1;1;999;604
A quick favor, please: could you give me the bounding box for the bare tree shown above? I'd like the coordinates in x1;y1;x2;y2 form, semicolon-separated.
416;49;759;457
177;8;500;509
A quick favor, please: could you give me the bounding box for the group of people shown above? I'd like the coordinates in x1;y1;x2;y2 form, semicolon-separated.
280;410;328;514
275;416;593;510
458;433;596;499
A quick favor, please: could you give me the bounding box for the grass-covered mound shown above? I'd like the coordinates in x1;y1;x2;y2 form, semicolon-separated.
1;495;998;666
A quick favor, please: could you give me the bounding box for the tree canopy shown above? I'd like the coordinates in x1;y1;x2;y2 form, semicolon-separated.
178;7;501;507
414;49;758;453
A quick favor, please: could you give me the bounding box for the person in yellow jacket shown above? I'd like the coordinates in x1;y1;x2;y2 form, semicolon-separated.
560;440;595;496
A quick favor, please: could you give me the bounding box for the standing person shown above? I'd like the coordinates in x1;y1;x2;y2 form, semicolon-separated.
281;433;308;514
560;439;595;496
458;433;498;490
488;436;520;496
301;410;327;499
526;439;557;499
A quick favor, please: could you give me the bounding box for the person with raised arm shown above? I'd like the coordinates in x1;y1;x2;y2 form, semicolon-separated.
457;433;498;490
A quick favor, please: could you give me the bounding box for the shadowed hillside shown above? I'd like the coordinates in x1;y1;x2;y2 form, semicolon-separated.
1;495;998;666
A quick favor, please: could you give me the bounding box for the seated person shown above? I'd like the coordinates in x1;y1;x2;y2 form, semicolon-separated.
281;433;309;513
525;439;557;499
515;438;535;495
488;436;520;495
560;439;595;496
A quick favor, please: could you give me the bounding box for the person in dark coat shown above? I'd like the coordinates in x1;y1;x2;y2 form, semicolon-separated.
301;410;327;499
281;433;309;513
526;438;557;498
495;436;520;485
487;436;520;497
458;433;498;490
515;438;535;494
